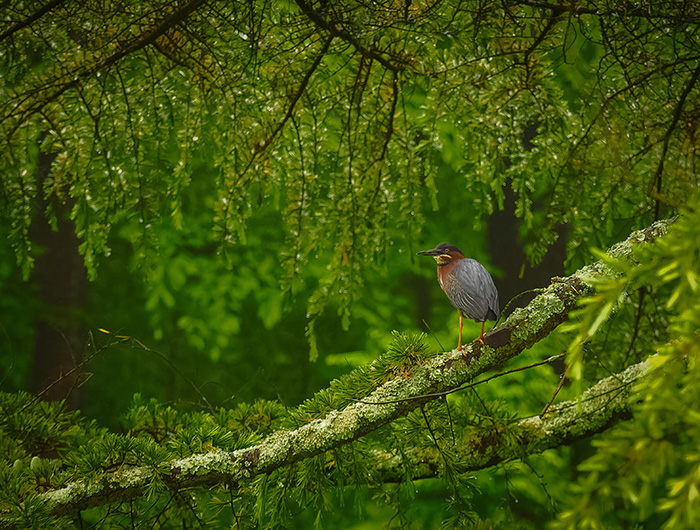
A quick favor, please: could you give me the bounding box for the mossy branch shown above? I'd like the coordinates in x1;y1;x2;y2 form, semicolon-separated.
370;358;650;483
28;220;673;520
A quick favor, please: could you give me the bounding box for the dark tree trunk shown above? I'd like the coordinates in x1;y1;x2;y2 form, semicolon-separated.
489;123;567;312
488;183;567;311
30;145;87;409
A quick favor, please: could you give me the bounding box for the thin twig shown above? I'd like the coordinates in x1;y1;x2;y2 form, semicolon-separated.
347;352;567;406
420;406;441;453
540;365;568;417
647;62;700;216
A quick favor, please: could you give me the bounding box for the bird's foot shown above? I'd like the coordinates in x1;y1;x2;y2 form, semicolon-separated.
460;347;475;363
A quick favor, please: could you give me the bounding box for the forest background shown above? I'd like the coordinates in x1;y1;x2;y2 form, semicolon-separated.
1;0;699;528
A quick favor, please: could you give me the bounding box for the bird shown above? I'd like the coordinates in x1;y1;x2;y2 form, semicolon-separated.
417;243;500;351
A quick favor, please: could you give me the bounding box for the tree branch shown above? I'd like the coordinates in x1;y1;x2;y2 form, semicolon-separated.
33;219;673;520
0;0;68;44
3;0;207;134
370;357;650;482
647;62;700;216
514;0;700;24
294;0;407;73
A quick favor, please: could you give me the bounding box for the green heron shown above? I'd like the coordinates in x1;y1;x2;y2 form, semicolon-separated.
418;243;500;350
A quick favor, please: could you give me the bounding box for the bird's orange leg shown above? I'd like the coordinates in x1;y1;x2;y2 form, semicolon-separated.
457;313;464;351
472;321;486;345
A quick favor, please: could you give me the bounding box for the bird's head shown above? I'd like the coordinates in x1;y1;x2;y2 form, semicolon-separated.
417;243;465;265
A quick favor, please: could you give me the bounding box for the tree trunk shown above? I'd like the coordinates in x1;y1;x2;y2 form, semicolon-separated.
30;145;87;409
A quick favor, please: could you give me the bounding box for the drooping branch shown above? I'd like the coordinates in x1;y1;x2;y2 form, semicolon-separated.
647;62;700;215
294;0;407;73
3;0;207;134
33;219;672;520
220;34;333;241
0;0;68;44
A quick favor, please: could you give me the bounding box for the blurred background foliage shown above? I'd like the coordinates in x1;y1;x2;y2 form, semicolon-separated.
1;0;699;528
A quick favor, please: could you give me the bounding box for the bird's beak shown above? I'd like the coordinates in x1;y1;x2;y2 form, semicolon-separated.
417;248;441;256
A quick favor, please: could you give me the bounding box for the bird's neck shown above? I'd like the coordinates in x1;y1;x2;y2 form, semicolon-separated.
437;260;457;289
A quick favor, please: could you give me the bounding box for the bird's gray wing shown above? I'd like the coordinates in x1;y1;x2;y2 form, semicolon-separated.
446;259;499;321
